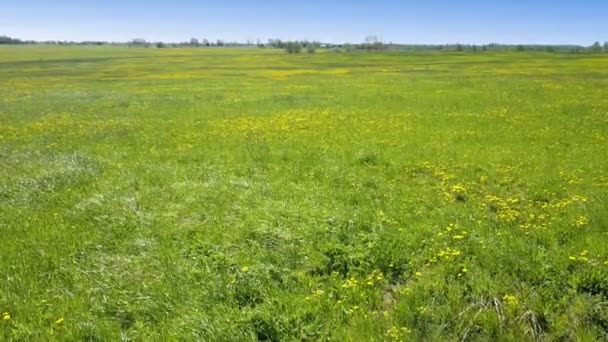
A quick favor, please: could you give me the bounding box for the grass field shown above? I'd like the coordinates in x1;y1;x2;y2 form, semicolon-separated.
1;46;608;341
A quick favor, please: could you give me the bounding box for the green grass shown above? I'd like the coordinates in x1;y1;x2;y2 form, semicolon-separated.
1;45;607;341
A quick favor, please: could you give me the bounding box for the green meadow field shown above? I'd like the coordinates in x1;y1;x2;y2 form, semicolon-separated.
1;46;608;340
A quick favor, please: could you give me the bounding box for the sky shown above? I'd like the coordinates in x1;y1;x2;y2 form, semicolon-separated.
2;1;607;45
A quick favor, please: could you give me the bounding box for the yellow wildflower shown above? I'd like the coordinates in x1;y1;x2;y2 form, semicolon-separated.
575;215;589;228
503;294;518;306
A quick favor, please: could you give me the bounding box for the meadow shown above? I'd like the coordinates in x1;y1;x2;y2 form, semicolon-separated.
1;45;607;341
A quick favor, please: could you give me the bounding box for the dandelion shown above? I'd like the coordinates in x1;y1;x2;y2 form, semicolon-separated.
2;312;10;321
240;266;249;272
503;294;518;306
569;256;577;261
342;277;359;289
386;326;411;341
55;317;65;325
415;271;422;277
575;215;589;228
453;235;465;240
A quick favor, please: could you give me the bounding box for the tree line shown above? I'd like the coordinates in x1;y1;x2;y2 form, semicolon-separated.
2;35;608;54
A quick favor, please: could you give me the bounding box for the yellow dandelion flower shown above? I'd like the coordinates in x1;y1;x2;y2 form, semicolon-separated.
55;317;65;325
575;215;589;228
503;294;518;306
2;312;10;321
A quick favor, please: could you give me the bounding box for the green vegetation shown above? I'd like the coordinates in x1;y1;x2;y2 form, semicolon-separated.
285;41;303;54
1;46;607;340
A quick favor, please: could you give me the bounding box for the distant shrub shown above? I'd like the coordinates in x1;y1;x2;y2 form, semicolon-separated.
129;38;149;48
590;42;602;53
306;43;317;54
285;41;303;54
516;45;525;51
604;42;608;53
156;42;166;48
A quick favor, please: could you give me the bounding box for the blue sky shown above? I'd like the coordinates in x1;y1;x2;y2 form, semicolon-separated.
2;1;607;45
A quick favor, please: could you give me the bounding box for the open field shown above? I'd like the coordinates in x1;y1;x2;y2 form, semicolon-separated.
1;46;608;340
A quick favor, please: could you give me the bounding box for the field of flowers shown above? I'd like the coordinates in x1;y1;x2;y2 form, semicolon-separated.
1;46;607;340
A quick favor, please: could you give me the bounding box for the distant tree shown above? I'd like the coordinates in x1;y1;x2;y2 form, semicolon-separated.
545;45;555;52
0;35;24;44
216;39;224;46
472;45;478;52
268;39;284;48
274;39;285;48
364;35;384;52
516;45;525;51
156;42;166;48
482;45;487;51
129;38;148;47
306;42;317;53
604;42;608;53
590;41;602;53
455;44;464;52
285;41;303;54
